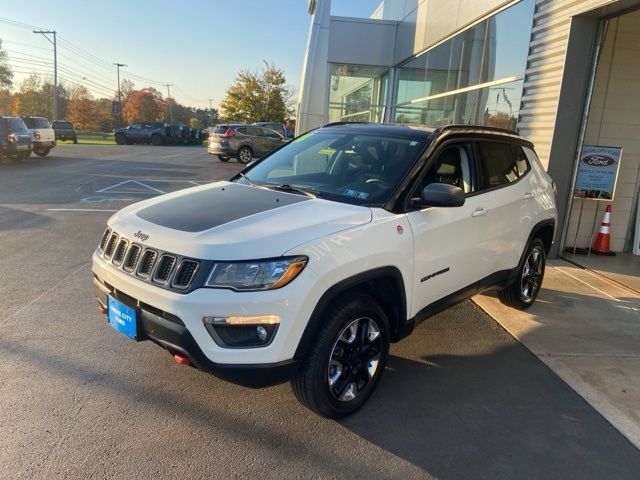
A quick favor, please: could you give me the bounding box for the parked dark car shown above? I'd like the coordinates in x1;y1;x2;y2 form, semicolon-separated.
208;124;290;163
114;121;169;146
51;120;78;143
0;116;33;160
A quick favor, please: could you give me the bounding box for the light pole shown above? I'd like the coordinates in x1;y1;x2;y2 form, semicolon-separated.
208;98;214;127
33;30;57;120
114;63;127;127
164;83;174;124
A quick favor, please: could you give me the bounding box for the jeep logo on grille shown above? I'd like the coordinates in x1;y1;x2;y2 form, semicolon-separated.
583;155;615;167
133;230;149;241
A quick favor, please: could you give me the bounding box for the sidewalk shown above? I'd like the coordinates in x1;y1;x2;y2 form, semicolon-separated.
474;259;640;447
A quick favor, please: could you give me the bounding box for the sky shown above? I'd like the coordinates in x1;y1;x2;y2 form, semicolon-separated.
0;0;381;109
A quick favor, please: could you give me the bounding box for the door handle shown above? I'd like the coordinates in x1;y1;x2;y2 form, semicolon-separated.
523;192;536;199
471;208;488;217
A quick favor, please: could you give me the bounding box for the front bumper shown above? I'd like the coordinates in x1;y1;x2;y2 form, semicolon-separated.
33;140;56;149
92;252;319;385
93;274;298;387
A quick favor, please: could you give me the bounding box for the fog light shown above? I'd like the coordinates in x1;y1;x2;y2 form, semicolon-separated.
256;326;268;341
202;315;279;348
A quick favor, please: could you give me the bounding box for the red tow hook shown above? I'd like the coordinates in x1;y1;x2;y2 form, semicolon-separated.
173;353;192;366
98;303;108;314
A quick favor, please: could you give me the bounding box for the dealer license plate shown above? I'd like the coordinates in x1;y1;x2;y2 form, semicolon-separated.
108;296;138;340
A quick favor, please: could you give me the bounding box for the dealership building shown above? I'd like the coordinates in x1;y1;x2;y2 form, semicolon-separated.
297;0;640;265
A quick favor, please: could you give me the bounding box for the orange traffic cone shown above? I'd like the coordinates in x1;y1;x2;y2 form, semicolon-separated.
592;205;615;255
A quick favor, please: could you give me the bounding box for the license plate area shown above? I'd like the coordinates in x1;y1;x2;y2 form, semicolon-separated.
108;296;138;340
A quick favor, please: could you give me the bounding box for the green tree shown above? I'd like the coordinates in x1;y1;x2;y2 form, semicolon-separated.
0;39;12;89
220;62;293;123
192;107;219;129
16;74;51;117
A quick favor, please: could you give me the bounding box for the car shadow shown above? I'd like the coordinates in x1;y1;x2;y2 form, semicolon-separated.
339;302;640;479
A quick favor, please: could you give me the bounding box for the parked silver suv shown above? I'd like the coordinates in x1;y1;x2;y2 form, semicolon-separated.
208;124;289;164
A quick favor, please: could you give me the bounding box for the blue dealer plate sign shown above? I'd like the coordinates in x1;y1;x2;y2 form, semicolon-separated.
108;296;138;340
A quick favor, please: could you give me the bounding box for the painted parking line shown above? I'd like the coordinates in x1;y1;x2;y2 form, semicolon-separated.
96;179;166;195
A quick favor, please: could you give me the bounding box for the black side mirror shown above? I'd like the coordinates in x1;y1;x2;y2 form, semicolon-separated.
413;183;465;208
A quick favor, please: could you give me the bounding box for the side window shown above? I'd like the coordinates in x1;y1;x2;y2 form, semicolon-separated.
130;123;142;130
476;141;522;189
413;143;475;199
235;127;247;135
513;145;531;177
246;127;261;136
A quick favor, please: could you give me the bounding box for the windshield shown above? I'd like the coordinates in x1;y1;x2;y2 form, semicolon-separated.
238;130;429;206
24;117;51;129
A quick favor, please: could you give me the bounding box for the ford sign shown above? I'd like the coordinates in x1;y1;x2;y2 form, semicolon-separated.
583;155;615;167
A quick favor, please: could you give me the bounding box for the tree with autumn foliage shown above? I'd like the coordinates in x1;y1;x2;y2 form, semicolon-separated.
122;87;164;123
67;85;96;130
220;61;293;123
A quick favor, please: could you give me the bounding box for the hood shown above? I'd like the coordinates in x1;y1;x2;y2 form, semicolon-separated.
107;181;372;260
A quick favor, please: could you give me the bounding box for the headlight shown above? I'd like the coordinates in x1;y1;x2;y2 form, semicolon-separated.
204;256;308;291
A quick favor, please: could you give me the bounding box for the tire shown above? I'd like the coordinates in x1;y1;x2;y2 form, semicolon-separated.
291;294;390;419
34;148;50;157
237;146;253;164
115;133;127;145
497;238;546;310
217;155;229;162
151;134;163;146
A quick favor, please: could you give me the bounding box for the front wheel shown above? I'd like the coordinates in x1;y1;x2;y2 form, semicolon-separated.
291;294;390;418
34;148;50;157
151;133;163;146
237;146;253;164
217;155;229;162
114;133;127;145
498;238;546;310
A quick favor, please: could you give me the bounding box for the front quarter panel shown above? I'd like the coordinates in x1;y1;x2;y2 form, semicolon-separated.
284;208;413;338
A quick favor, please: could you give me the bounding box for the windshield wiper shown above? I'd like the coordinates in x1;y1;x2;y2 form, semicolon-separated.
238;172;258;187
266;183;318;198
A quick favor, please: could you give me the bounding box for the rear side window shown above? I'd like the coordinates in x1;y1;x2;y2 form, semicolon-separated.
212;126;229;134
53;121;73;128
24;117;51;129
476;141;526;189
7;118;28;133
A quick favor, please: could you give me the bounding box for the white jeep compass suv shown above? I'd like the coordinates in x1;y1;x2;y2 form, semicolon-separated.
92;123;557;418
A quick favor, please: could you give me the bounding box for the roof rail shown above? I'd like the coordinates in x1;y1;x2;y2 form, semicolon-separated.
436;124;520;136
321;121;371;128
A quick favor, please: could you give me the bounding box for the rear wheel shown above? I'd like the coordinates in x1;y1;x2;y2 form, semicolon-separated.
217;155;229;162
237;146;253;164
291;294;390;418
498;238;546;310
115;133;127;145
151;133;163;146
34;148;50;157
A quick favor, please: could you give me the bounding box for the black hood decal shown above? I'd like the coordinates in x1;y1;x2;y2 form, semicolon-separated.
136;183;309;232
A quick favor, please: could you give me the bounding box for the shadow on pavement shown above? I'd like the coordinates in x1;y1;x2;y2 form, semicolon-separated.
0;206;52;231
341;302;640;479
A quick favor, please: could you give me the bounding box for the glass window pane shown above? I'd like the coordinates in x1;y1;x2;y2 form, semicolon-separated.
477;141;519;187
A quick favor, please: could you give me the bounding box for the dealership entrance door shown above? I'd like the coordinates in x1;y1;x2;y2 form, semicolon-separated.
562;8;640;291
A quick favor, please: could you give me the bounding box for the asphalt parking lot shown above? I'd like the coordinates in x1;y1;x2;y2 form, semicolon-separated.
1;144;639;479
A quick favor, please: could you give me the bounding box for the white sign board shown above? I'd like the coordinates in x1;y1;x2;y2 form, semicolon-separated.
574;145;622;200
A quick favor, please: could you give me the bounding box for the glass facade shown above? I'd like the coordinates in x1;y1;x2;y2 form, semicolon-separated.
392;0;534;130
328;64;389;123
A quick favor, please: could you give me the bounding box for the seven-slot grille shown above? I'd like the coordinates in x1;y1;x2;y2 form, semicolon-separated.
97;228;200;290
